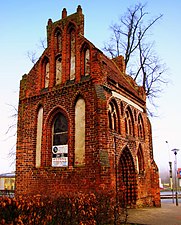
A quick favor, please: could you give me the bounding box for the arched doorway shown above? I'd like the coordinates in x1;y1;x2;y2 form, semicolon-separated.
118;147;137;207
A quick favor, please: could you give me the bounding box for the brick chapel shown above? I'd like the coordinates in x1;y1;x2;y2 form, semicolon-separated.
15;6;160;207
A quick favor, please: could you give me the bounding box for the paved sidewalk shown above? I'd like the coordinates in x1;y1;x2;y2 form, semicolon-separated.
127;199;181;225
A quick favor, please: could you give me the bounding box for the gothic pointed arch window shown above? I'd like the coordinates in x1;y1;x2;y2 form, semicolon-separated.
53;112;68;146
68;26;76;80
108;100;120;133
55;29;62;53
42;57;49;88
75;97;85;166
138;113;145;139
85;48;90;76
35;106;43;168
81;43;90;77
52;112;68;167
55;54;62;85
125;106;134;136
136;145;144;175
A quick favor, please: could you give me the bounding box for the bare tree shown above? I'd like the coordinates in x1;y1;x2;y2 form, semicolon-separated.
6;38;46;162
103;3;167;108
27;50;38;64
27;38;46;64
38;38;46;50
6;38;47;162
5;104;18;166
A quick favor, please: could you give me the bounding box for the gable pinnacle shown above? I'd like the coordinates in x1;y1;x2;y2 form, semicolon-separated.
62;8;67;19
77;5;82;14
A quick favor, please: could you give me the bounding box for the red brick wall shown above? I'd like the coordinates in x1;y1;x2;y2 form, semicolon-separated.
15;6;160;207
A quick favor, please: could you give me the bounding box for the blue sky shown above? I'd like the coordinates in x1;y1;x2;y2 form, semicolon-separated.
0;0;181;178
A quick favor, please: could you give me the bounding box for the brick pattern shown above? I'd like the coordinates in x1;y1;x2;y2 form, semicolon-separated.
15;5;160;207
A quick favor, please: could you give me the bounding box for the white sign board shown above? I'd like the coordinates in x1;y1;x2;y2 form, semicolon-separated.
52;145;68;167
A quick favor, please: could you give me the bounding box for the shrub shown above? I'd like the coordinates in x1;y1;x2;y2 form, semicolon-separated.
0;191;127;224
